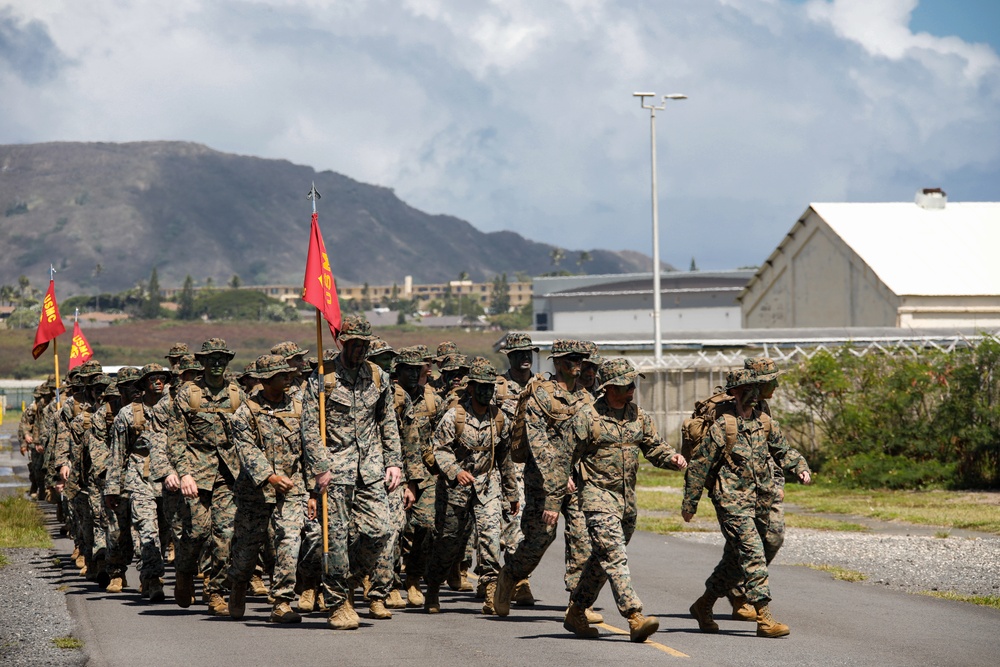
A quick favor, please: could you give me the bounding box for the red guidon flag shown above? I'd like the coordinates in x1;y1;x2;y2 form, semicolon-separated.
32;279;67;359
68;321;94;370
302;211;342;337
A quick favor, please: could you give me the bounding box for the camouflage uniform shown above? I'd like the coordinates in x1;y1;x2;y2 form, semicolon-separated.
228;356;321;606
424;359;518;606
106;366;170;587
91;382;133;582
271;341;310;402
162;339;246;597
501;340;594;589
566;360;683;618
682;371;809;605
300;315;403;616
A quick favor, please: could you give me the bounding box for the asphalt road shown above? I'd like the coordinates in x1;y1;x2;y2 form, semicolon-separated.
53;521;998;667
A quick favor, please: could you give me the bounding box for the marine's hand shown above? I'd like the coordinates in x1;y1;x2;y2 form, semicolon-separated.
60;465;70;481
682;510;695;523
307;497;318;520
180;474;199;498
315;470;333;492
542;510;559;526
385;466;402;491
509;501;520;516
269;474;295;494
799;470;812;485
403;486;416;510
670;453;688;470
164;473;180;492
566;478;577;493
456;470;475;487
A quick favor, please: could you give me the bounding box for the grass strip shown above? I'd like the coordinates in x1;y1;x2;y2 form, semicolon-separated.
918;591;1000;610
52;637;83;650
0;496;53;549
793;563;867;582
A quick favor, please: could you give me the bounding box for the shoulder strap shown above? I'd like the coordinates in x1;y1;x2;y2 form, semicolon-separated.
454;405;466;439
367;361;383;391
132;401;146;433
188;382;241;414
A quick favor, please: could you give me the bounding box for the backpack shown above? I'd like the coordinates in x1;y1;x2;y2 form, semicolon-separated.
509;376;587;464
188;382;242;414
680;388;772;468
322;361;382;393
244;396;303;455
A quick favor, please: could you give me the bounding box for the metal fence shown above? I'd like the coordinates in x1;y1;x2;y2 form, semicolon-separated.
631;332;1000;446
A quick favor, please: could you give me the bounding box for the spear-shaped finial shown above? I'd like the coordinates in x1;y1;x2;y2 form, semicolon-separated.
307;182;321;215
50;264;57;281
74;307;79;323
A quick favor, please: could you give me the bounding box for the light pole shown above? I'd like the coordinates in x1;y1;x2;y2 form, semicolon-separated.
634;92;686;363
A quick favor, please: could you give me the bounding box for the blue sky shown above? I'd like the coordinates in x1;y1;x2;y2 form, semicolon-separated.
1;0;998;275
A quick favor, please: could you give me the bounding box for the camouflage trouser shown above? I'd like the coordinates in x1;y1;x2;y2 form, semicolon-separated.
571;510;641;617
70;491;95;565
130;492;165;581
105;493;134;578
88;487;108;559
320;481;390;611
172;488;212;577
425;478;502;589
728;498;784;600
500;462;525;559
505;483;591;590
229;494;308;603
207;478;237;595
29;448;45;492
401;481;436;579
707;507;771;604
369;484;406;600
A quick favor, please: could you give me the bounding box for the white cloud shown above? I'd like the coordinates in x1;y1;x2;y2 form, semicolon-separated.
1;0;998;272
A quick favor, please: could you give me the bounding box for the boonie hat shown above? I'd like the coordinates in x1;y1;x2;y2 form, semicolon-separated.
744;357;782;383
598;358;645;390
195;338;235;359
466;357;498;384
338;314;375;342
502;333;539;354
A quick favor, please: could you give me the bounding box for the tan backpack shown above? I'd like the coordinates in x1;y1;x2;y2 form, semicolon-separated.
680;389;771;467
187;382;242;414
509;376;587;464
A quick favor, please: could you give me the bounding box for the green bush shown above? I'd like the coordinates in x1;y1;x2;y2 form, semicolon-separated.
820;453;956;490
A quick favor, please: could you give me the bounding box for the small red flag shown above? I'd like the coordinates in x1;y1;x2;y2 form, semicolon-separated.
32;280;67;359
68;321;94;370
302;211;342;337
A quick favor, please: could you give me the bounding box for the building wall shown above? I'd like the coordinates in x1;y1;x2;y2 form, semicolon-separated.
552;307;740;334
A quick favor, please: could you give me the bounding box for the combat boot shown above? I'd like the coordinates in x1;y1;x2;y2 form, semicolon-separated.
458;566;473;592
229;580;247;620
202;574;210;604
174;572;194;609
71;546;80;562
140;579;150;599
345;597;360;625
424;585;441;614
690;592;720;633
165;541;175;563
298;588;316;613
475;577;488;600
250;574;268;596
106;575;127;594
208;592;229;616
369;599;392;619
404;576;424;607
327;604;359;630
269;602;302;624
563;602;599;638
386;588;406;609
317;592;327;612
148;578;165;603
628;612;660;643
728;592;756;621
513;579;535;606
493;566;515;617
446;563;463;591
754;602;790;638
482;581;497;615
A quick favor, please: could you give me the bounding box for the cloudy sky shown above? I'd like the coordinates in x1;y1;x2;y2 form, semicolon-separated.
2;0;998;271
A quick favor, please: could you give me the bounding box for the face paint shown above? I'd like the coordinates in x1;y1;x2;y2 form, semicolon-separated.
471;381;495;406
398;365;422;390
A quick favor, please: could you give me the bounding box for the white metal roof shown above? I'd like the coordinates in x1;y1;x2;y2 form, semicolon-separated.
812;201;1000;297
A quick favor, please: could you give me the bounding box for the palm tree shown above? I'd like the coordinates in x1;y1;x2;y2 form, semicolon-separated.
550;248;565;267
0;284;15;307
576;251;592;273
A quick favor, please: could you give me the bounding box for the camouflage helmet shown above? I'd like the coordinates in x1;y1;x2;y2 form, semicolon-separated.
548;339;591;359
103;381;120;398
583;353;606;369
116;366;142;385
177;354;203;373
744;357;782;383
439;353;470;372
466;357;498;384
598;358;645;390
271;341;309;359
195;338;235;359
435;341;459;361
251;354;293;380
165;343;190;359
366;337;396;360
33;385;45;398
66;368;85;387
395;345;429;367
77;359;103;377
725;368;759;392
501;332;538;354
140;363;171;385
338;314;374;341
88;373;112;387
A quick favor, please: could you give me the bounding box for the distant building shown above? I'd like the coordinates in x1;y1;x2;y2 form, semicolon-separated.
739;191;1000;329
532;270;754;334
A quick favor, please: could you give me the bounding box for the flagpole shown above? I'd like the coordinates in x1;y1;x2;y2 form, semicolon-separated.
51;266;62;409
309;183;331;571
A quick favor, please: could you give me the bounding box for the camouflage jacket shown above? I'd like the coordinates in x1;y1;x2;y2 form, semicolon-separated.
106;400;165;497
567;397;680;517
50;396;82;492
682;408;809;517
148;393;178;482
402;383;440;489
88;401;117;490
18;401;38;446
38;400;60;483
301;358;403;487
166;380;246;491
432;394;518;507
523;378;594;512
65;402;99;494
231;391;316;502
